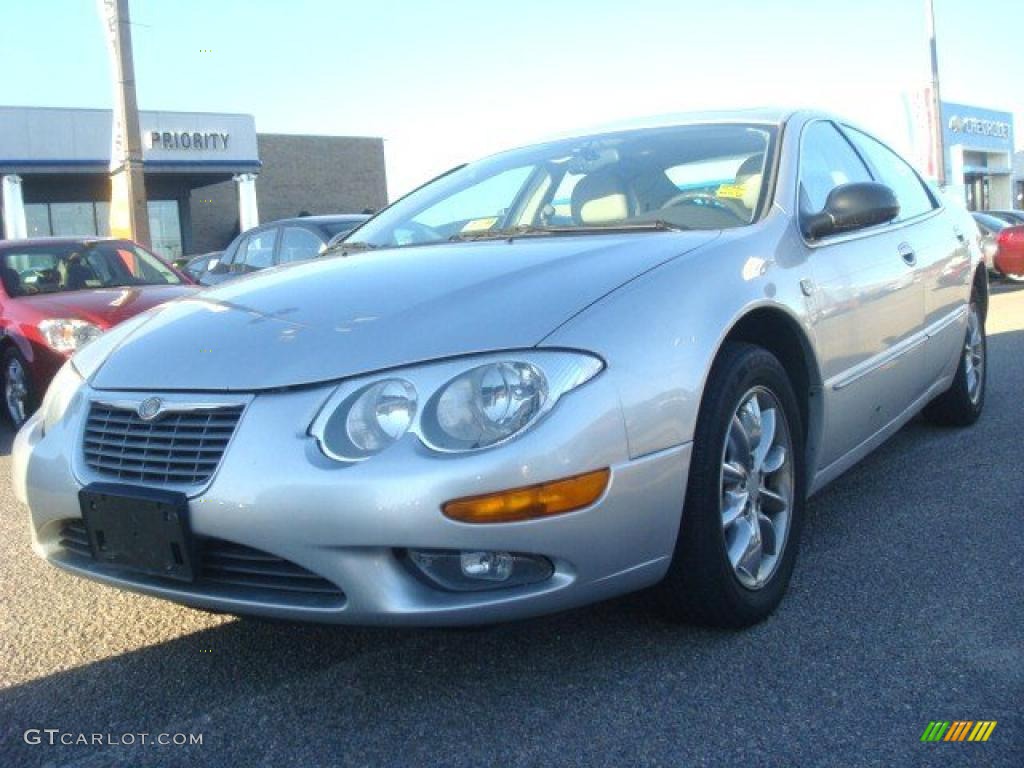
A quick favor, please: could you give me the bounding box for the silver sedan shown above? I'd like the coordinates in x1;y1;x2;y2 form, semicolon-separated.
13;109;987;627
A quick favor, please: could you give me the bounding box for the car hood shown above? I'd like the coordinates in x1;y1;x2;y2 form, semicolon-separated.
14;285;198;327
90;232;718;391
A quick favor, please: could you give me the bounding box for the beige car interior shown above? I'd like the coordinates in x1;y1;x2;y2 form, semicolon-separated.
569;154;765;226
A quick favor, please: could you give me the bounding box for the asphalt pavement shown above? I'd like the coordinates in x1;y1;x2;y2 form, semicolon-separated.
2;285;1022;768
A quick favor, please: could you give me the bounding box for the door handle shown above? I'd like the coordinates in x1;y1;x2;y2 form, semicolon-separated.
953;226;967;244
898;242;916;266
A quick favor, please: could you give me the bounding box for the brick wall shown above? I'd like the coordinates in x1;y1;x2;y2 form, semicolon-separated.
188;133;387;255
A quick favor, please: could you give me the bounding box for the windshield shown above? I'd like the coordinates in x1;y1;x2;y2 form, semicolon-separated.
0;241;182;297
344;123;776;249
323;219;366;236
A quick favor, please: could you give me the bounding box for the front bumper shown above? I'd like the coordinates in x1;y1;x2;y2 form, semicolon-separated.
14;375;691;626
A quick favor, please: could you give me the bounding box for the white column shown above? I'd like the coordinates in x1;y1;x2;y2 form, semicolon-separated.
1;175;28;239
947;144;965;206
234;173;259;232
990;175;1012;210
989;151;1013;209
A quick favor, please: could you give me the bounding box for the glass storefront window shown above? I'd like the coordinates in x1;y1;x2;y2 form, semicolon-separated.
50;202;98;236
15;200;182;261
24;204;52;237
95;202;111;236
147;200;182;261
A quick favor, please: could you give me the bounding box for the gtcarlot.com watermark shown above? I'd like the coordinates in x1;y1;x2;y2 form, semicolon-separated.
24;729;203;747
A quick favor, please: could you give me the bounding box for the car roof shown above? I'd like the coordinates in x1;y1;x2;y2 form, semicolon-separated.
972;212;1007;229
507;107;825;155
269;214;370;227
0;236;134;250
588;107;796;130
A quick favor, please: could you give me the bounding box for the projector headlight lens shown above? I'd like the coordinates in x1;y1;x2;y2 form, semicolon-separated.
433;362;547;449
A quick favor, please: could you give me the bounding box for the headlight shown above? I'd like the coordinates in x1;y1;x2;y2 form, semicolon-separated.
431;362;547;449
40;361;84;435
38;318;103;353
310;351;603;461
319;378;417;460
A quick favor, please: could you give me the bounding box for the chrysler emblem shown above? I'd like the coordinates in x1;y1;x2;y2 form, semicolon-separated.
137;397;163;421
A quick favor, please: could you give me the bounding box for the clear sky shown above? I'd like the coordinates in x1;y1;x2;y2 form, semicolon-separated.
1;0;1021;198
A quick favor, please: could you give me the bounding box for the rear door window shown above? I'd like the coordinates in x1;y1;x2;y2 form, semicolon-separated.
843;127;937;221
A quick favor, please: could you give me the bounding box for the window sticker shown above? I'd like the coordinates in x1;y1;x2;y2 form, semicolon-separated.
461;217;499;233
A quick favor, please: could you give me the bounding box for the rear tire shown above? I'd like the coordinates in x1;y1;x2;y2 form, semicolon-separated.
657;342;806;628
923;300;986;427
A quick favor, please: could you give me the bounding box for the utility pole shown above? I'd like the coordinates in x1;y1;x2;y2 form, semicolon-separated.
926;0;946;188
98;0;150;246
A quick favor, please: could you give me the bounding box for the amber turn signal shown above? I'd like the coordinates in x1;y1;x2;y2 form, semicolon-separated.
442;468;610;524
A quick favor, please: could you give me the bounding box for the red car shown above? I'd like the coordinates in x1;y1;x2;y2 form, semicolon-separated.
993;226;1024;282
972;213;1024;283
0;238;197;427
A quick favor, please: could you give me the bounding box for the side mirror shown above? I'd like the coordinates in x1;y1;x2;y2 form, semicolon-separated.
803;182;899;240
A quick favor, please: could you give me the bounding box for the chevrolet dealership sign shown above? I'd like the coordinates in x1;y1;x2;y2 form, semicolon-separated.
941;101;1015;153
947;115;1011;140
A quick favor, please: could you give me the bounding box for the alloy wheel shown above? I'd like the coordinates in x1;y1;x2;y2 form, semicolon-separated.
5;357;28;427
964;304;985;405
719;386;795;590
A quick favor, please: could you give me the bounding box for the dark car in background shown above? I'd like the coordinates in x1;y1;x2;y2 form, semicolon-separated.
0;238;197;426
199;214;370;286
983;209;1024;226
176;251;221;281
972;212;1024;282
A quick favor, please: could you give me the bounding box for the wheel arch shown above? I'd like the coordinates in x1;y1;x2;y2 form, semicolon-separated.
716;305;824;485
0;331;34;363
972;264;989;321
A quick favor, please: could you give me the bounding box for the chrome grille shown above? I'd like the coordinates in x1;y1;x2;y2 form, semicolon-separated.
58;519;345;606
83;401;244;486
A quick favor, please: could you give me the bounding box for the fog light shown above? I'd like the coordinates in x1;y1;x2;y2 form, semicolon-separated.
407;549;553;591
460;551;513;581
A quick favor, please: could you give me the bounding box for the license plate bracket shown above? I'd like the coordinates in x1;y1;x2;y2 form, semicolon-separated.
79;484;195;582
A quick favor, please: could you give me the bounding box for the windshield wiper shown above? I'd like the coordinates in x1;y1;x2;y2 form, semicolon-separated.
449;221;689;242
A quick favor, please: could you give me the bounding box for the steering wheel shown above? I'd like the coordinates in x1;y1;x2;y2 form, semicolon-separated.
661;191;733;212
397;220;443;244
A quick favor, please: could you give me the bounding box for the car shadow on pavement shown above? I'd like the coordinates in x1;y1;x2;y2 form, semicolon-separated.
0;591;723;761
0;425;12;458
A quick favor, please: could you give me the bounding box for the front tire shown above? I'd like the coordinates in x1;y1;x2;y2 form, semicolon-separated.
2;348;34;429
923;300;986;426
657;342;806;627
